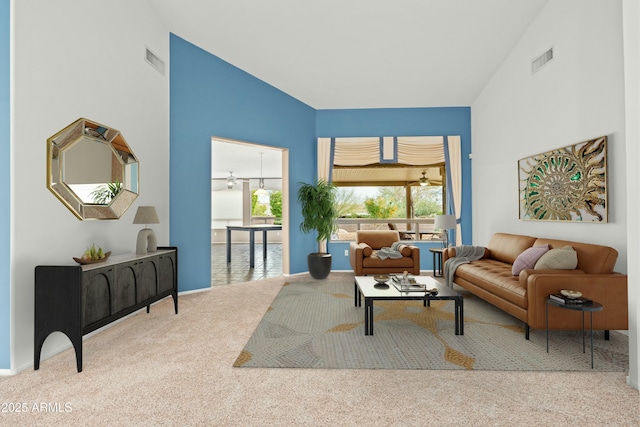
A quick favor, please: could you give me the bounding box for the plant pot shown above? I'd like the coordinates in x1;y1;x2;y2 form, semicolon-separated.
308;252;332;280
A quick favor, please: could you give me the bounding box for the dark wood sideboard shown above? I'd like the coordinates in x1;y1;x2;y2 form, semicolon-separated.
34;246;178;372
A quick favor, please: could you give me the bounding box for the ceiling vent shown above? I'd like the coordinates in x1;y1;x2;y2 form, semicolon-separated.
531;47;553;75
145;47;165;75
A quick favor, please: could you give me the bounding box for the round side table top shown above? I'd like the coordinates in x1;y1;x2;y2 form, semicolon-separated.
547;297;603;312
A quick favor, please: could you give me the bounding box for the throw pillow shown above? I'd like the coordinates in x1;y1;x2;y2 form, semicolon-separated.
512;244;549;275
534;245;578;270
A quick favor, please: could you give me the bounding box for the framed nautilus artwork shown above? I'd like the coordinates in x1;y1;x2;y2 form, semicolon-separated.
518;136;607;222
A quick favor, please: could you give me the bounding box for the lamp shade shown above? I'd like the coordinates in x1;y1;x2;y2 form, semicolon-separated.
434;214;456;230
133;206;159;225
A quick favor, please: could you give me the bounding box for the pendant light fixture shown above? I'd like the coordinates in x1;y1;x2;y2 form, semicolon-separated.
256;152;268;196
226;172;237;189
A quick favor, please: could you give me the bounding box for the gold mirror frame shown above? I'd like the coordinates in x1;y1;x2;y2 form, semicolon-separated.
46;118;139;220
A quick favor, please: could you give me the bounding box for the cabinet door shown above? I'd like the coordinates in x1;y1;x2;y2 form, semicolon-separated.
157;253;176;293
113;262;137;313
82;267;113;327
137;259;158;303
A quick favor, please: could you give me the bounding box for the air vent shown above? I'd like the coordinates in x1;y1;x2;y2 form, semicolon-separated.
145;47;165;75
531;47;554;74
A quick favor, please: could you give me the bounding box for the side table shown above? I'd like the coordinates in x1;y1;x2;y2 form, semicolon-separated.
429;247;444;277
546;297;603;369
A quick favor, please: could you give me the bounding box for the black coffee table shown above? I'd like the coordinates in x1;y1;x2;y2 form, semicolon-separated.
354;276;463;336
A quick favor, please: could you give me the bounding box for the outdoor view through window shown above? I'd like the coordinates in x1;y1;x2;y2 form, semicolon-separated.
332;183;444;241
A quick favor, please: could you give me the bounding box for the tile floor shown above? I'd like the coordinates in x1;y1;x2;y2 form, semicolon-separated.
211;243;283;286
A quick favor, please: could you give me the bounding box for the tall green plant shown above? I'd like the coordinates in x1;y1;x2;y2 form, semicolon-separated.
297;179;338;253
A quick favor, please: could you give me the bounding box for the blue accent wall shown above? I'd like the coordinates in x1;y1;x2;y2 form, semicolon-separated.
317;107;473;245
0;0;9;369
170;35;473;292
170;35;317;291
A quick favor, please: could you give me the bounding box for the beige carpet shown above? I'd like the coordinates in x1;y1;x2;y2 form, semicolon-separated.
0;272;637;426
234;278;628;371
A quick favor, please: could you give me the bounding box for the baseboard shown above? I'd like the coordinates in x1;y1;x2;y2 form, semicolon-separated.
284;272;310;279
627;375;639;390
179;287;211;296
0;368;16;376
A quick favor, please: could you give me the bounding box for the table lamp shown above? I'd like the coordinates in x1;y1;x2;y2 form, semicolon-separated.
133;206;160;254
434;214;456;248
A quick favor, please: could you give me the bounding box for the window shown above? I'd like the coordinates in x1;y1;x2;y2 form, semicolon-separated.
331;164;445;241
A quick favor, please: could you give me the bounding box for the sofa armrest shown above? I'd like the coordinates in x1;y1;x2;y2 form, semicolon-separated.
442;247;489;266
404;245;420;273
525;271;628;329
349;242;371;275
518;269;585;287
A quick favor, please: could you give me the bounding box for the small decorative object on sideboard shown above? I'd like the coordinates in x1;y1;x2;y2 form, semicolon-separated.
73;244;110;264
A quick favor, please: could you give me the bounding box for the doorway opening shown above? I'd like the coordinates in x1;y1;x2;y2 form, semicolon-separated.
211;137;289;286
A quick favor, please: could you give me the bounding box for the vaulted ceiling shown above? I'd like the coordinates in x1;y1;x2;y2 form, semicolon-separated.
151;0;548;181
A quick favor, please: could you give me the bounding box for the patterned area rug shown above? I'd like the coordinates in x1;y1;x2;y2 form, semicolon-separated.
234;279;628;371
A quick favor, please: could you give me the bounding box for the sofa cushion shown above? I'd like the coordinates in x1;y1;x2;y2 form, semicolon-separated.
356;230;400;249
455;259;526;308
534;245;578;270
363;252;415;268
533;237;618;274
487;233;537;264
512;244;549;275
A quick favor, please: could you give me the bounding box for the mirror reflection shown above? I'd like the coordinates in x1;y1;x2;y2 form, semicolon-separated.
47;118;139;220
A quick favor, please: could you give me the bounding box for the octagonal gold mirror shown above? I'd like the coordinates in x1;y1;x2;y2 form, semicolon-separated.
47;118;139;220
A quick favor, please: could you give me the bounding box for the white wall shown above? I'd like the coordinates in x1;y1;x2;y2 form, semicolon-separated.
622;0;639;390
12;0;169;371
472;0;637;388
472;0;626;268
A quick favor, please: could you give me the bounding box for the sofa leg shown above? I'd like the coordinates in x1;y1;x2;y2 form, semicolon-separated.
525;324;530;340
605;330;610;340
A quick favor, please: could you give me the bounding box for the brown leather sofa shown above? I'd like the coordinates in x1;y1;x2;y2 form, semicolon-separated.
349;230;420;276
442;232;628;339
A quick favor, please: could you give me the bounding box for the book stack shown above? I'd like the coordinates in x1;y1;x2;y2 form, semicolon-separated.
549;294;592;304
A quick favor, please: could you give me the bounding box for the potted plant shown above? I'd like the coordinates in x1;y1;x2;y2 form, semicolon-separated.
297;179;338;279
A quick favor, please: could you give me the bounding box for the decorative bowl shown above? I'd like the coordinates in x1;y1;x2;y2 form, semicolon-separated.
73;251;111;265
560;289;582;299
374;275;390;284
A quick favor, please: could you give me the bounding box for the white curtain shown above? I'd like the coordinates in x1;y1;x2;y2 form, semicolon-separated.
447;136;463;246
317;137;332;182
317;138;332;252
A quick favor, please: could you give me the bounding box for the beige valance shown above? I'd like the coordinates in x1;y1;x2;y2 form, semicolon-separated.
396;136;445;165
333;137;380;166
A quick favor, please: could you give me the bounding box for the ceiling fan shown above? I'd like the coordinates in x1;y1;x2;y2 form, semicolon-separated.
211;171;250;189
418;171;430;186
406;170;431;186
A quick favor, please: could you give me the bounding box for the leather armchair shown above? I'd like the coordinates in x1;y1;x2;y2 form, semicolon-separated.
349;230;420;276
